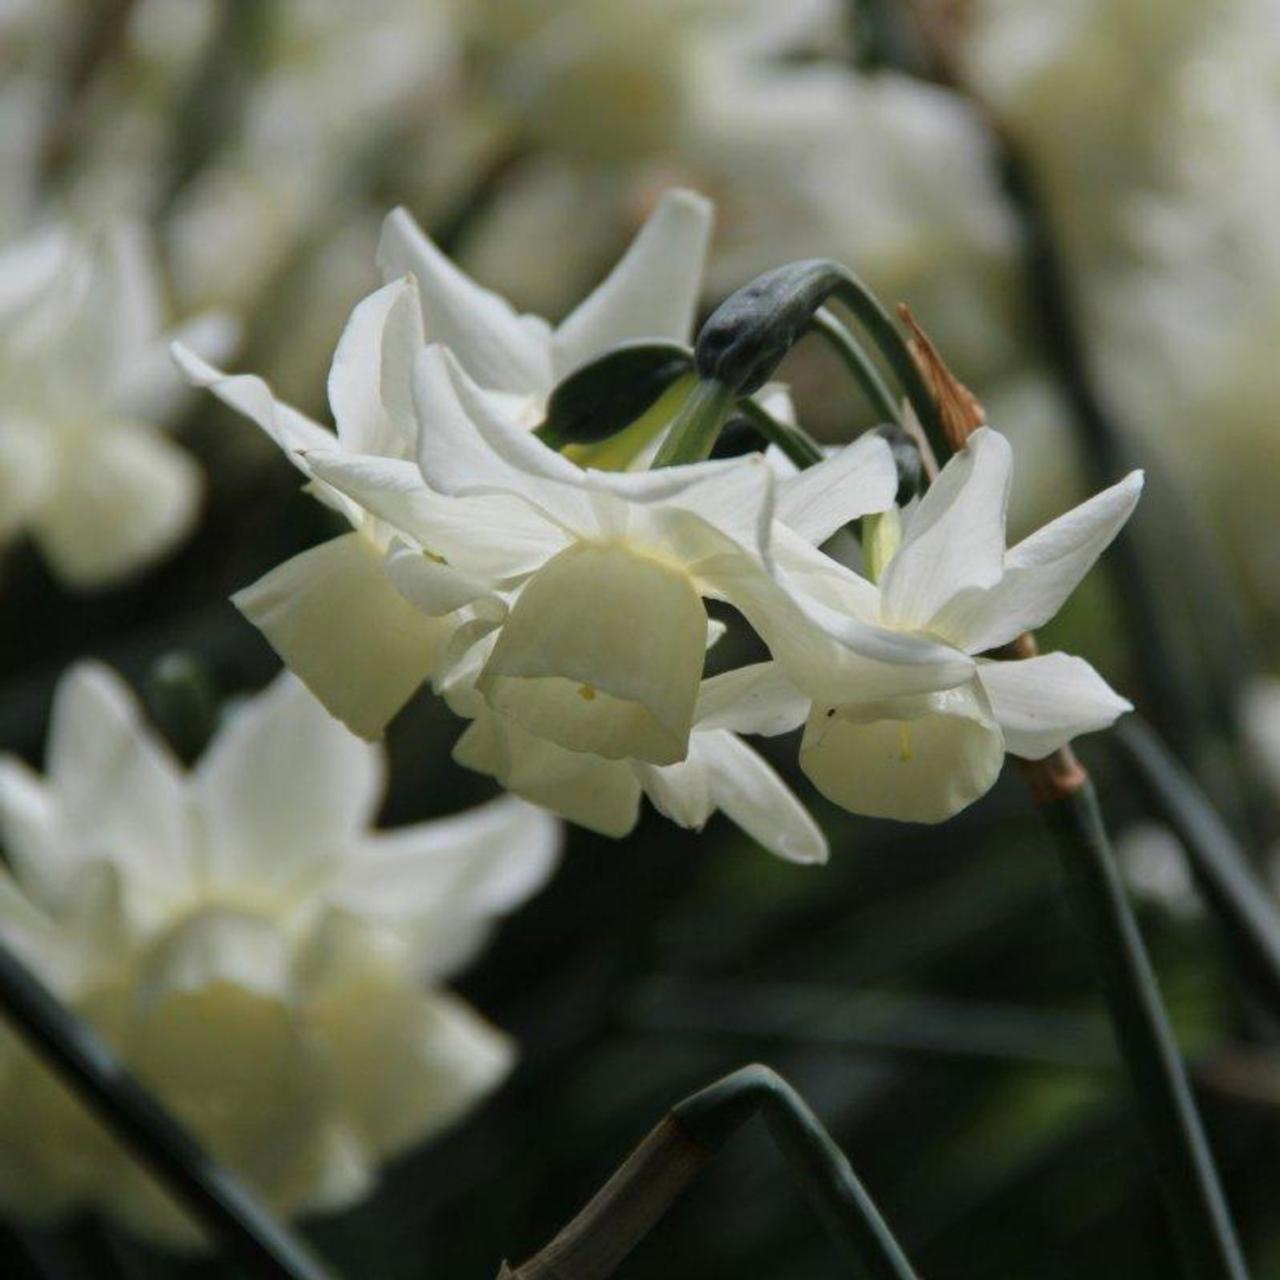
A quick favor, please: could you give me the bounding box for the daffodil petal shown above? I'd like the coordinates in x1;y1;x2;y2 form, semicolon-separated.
32;425;200;588
328;276;423;459
233;532;449;740
880;426;1011;630
694;662;810;736
932;471;1144;652
800;682;1005;823
978;653;1132;759
551;188;711;378
696;728;829;864
193;673;384;897
477;542;706;764
774;431;897;545
378;206;554;394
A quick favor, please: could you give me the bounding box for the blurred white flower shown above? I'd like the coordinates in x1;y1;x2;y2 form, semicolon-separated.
0;221;235;587
750;427;1140;822
1117;821;1203;922
0;663;560;1244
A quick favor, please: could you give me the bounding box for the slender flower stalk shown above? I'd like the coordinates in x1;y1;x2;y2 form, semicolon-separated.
502;1065;918;1280
650;377;736;467
1115;717;1280;1022
0;938;333;1280
807;308;902;425
1042;780;1249;1280
903;318;1249;1280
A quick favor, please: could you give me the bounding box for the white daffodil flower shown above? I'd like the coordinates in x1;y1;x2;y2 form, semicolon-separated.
308;346;965;770
174;189;717;738
751;427;1142;822
0;663;560;1244
172;275;507;740
0;222;235;586
376;187;712;425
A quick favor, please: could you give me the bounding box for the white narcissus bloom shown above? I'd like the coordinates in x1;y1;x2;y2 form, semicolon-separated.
0;222;235;587
376;186;712;425
173;275;504;741
0;663;560;1245
173;189;716;740
745;427;1142;822
309;349;965;773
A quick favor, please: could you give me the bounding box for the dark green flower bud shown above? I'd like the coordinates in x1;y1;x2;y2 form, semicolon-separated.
536;340;693;448
695;260;846;395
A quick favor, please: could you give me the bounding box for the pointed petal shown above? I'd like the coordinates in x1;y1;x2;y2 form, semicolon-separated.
378;207;553;394
707;550;976;703
43;665;192;915
978;653;1132;760
632;754;714;830
232;533;450;740
33;426;200;588
309;971;514;1158
696;729;829;864
193;673;385;896
694;662;810;736
334;794;561;938
800;682;1005;823
774;432;897;545
0;758;71;911
384;538;498;616
328;278;424;459
551;189;712;378
170;344;336;457
880;427;1012;630
933;471;1144;653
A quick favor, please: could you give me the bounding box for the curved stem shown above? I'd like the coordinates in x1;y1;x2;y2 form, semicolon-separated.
506;1064;918;1280
735;397;825;468
827;276;949;461
808;309;903;425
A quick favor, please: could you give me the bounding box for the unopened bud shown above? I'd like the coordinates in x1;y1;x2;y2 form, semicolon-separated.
537;341;693;448
695;260;846;395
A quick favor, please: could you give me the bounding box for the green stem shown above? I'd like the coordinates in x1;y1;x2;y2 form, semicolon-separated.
808;308;903;425
674;1066;919;1280
0;939;334;1280
1042;780;1249;1280
827;277;948;462
735;397;825;468
1114;718;1280;1022
506;1065;918;1280
651;378;736;467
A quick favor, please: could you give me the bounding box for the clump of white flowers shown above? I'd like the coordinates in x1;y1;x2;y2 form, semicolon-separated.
178;187;1138;859
0;663;560;1244
0;221;235;587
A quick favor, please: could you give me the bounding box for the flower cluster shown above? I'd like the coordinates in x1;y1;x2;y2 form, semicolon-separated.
179;189;1140;852
0;663;560;1243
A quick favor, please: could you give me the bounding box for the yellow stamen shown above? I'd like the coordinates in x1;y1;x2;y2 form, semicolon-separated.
577;683;597;702
898;721;913;763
